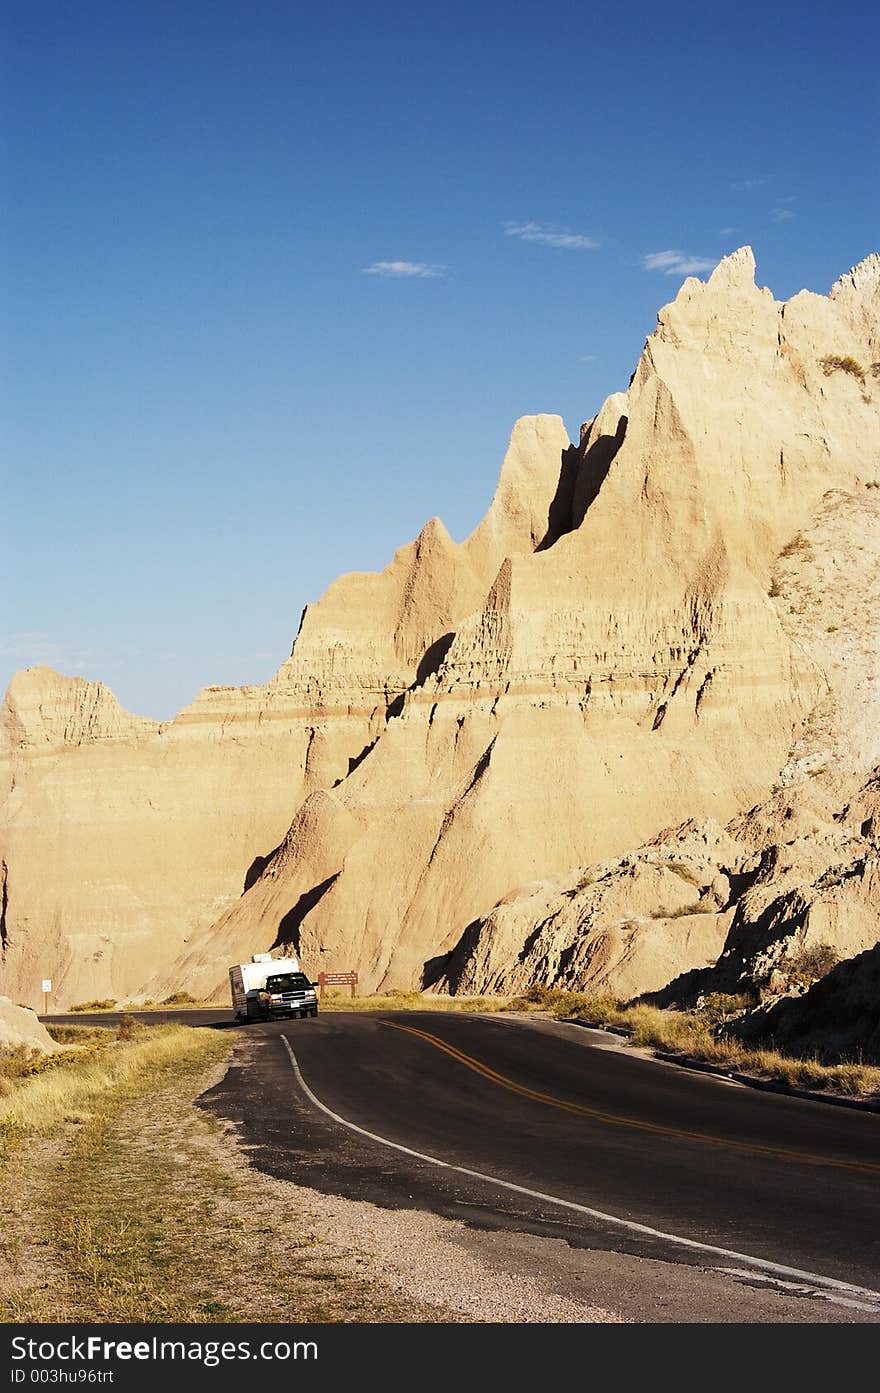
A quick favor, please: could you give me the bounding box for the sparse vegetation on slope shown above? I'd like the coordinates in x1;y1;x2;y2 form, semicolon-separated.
523;986;880;1098
781;943;841;991
819;354;866;382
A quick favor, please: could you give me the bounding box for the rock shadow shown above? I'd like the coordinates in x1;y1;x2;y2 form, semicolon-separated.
535;444;582;551
421;951;452;990
243;847;281;894
570;414;628;531
272;872;340;956
414;632;455;687
428;917;483;992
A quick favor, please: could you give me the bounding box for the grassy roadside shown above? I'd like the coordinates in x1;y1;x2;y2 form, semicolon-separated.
0;1024;450;1323
520;987;880;1097
64;990;517;1014
317;989;515;1012
53;983;880;1098
67;995;224;1013
0;1024;227;1151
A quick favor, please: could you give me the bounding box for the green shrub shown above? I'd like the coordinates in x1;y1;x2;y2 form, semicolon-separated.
45;1024;116;1046
115;1015;145;1042
782;942;840;990
526;985;625;1021
695;992;753;1027
0;1044;44;1081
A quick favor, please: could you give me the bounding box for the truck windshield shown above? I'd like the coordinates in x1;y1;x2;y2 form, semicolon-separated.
265;974;310;992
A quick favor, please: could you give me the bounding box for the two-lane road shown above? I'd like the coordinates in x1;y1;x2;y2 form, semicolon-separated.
47;1008;880;1320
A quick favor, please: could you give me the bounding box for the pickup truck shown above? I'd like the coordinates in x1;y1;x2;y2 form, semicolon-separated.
229;954;319;1023
258;970;319;1021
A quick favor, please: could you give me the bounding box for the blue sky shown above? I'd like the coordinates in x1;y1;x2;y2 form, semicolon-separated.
3;0;878;718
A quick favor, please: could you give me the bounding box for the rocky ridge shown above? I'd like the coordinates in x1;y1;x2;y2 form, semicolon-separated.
1;248;878;1013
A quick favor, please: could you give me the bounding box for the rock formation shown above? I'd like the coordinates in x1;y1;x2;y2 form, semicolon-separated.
731;942;880;1063
1;420;573;1006
1;249;878;1010
0;996;57;1053
442;765;880;1005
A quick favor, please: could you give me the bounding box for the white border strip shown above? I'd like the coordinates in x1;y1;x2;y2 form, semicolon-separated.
281;1034;880;1314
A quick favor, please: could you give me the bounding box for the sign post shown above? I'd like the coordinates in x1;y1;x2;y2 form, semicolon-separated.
41;978;52;1016
317;971;358;1000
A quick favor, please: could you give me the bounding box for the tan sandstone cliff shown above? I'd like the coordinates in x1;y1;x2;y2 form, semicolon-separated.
2;248;878;1008
0;419;572;1007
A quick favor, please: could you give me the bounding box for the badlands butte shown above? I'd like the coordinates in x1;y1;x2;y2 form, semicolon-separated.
3;247;880;1050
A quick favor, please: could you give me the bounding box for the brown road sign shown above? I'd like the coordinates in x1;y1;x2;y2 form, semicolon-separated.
317;971;359;998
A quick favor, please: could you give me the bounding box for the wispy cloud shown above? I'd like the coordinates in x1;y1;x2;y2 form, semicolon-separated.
363;260;445;278
720;226;736;236
771;198;796;223
642;250;718;276
504;221;599;250
579;354;599;363
731;177;768;192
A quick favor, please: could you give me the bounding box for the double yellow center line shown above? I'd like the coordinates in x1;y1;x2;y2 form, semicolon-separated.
384;1020;880;1174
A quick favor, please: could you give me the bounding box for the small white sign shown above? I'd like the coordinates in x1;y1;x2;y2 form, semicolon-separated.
41;979;52;993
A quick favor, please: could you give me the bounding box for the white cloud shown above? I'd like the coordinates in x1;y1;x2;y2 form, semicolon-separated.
363;260;445;278
771;206;795;222
642;250;718;276
720;226;736;236
504;221;599;250
732;178;768;191
579;354;599;363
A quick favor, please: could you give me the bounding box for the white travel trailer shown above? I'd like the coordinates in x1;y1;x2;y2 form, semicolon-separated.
229;953;318;1023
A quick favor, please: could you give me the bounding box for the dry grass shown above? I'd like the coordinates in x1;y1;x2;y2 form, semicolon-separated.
320;989;523;1013
526;987;880;1098
45;1023;118;1046
0;1027;448;1323
69;997;227;1013
819;354;866;382
0;1025;227;1155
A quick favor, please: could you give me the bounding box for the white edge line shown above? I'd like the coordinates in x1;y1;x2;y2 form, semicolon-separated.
280;1034;880;1311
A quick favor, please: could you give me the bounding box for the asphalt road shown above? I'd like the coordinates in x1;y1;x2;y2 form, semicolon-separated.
46;1007;880;1320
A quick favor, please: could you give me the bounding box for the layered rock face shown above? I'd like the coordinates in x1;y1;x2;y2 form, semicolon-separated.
2;248;878;1008
0;420;572;1007
177;249;880;1001
443;766;880;1004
